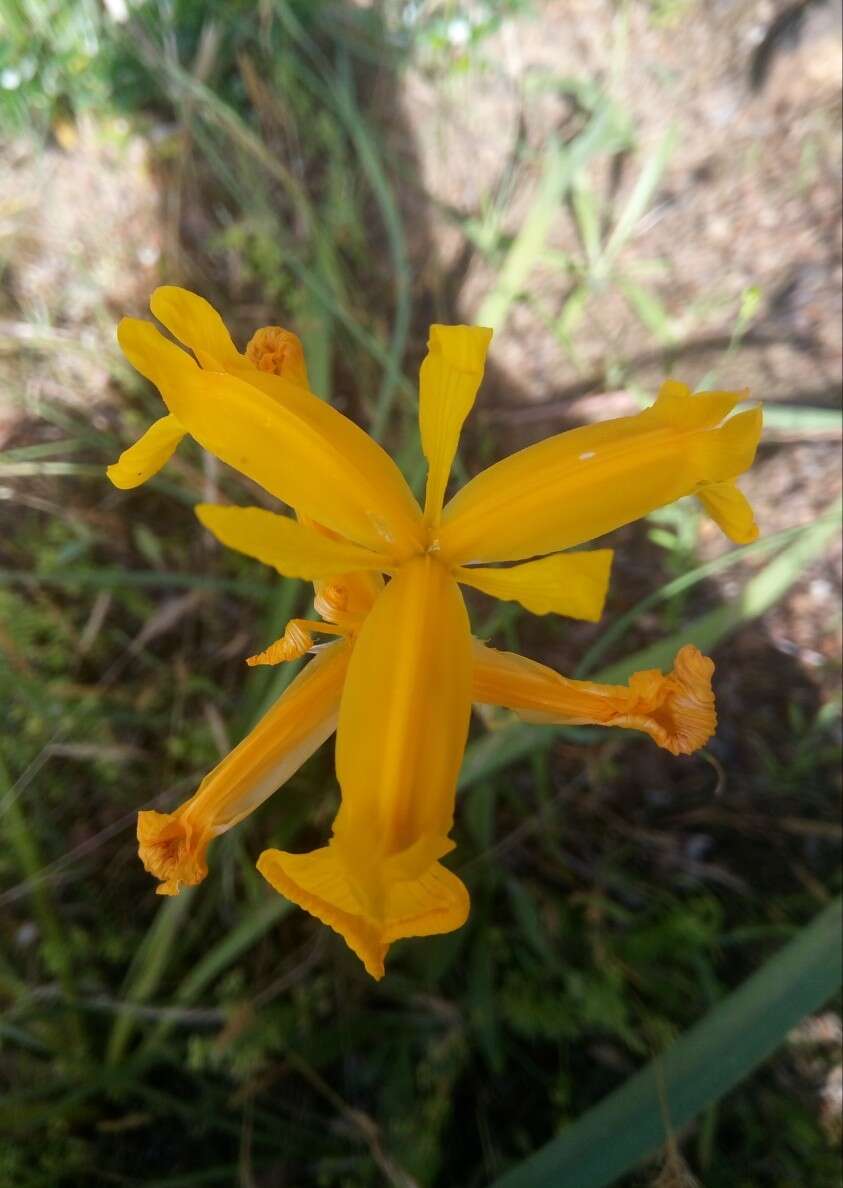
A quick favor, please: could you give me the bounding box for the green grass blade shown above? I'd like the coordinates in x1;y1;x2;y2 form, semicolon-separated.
750;404;842;434
555;282;590;346
477;105;627;332
0;566;273;598
571;176;603;267
335;74;411;441
488;896;842;1188
107;890;197;1064
618;276;674;344
576;519;811;677
0;751;87;1058
138;895;292;1058
602;124;677;267
598;498;841;683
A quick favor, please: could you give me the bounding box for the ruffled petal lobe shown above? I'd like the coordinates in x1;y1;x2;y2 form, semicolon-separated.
472;641;716;756
138;641;351;895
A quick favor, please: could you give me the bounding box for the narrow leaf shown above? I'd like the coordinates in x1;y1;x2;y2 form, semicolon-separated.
478;105;628;332
488;897;842;1188
603;124;677;265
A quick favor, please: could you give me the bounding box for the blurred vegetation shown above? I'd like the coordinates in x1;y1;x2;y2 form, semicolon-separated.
0;1;841;1186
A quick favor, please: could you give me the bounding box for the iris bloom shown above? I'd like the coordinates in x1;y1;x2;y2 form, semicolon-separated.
110;287;761;978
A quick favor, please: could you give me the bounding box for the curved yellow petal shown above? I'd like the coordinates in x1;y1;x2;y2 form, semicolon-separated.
240;367;425;549
195;504;393;580
106;414;185;489
261;557;473;975
117;317;424;554
118;315;192;390
138;640;351;895
438;381;762;564
472;641;716;756
697;480;759;543
149;286;243;372
419;324;492;525
455;549;613;621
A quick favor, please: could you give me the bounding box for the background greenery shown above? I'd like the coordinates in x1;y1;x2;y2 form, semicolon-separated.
0;1;840;1185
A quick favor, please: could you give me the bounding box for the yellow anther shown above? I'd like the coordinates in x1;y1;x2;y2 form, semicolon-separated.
247;620;315;667
246;619;345;667
314;582;350;624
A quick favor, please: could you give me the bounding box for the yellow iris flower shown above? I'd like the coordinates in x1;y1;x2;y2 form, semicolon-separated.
109;287;762;979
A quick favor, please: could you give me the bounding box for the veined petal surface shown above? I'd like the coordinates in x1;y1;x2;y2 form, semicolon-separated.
419;324;492;524
455;549;613;621
138;640;351;895
195;504;393;580
438;382;762;563
258;844;468;980
472;641;716;756
106;414;185;489
117;318;424;554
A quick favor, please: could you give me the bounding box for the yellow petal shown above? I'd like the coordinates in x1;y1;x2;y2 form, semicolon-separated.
262;556;473;975
137;640;351;895
195;504;393;580
472;641;716;756
438;381;762;564
149;286;243;372
334;555;472;864
118;315;192;389
240;367;425;550
106;414;185;489
419;324;493;525
151;287;311;389
258;844;468;980
117;317;424;554
697;480;759;543
455;549;613;621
